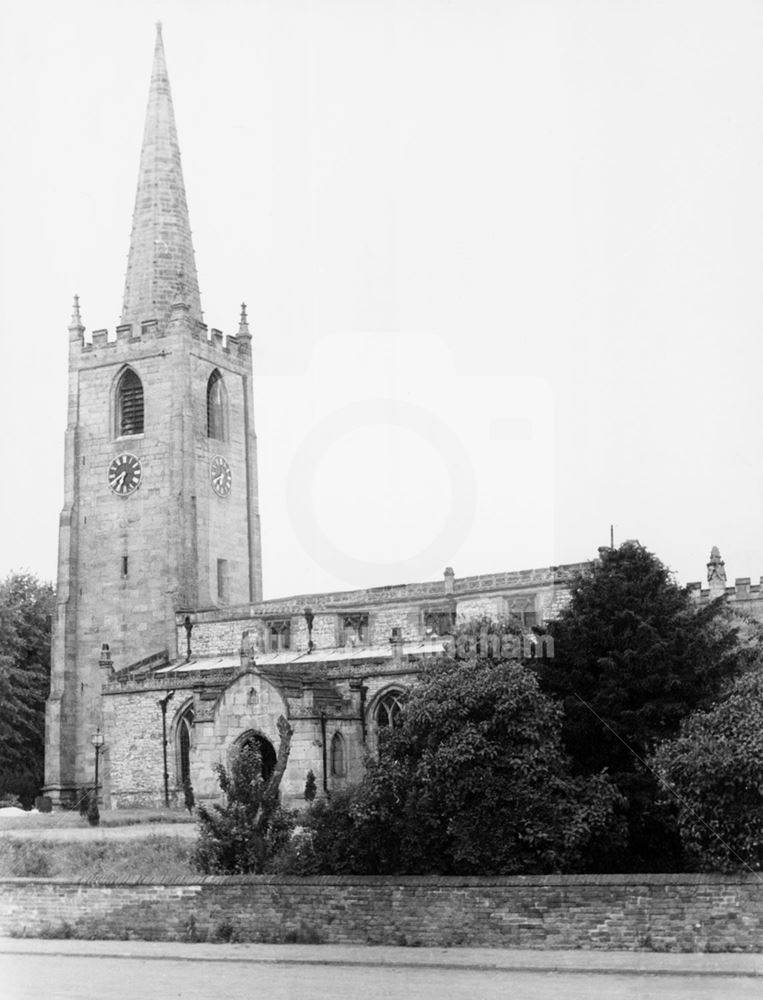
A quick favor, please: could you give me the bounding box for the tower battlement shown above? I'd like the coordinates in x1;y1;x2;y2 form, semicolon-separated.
69;315;251;363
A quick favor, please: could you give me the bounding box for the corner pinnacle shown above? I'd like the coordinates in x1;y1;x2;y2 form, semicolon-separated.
69;294;84;331
238;302;251;338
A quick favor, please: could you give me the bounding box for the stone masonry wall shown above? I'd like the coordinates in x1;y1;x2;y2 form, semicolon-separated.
2;874;762;951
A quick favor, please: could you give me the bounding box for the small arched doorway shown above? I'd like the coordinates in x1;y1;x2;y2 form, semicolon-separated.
236;730;277;782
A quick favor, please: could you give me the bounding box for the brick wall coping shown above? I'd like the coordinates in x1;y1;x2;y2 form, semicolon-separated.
0;872;756;888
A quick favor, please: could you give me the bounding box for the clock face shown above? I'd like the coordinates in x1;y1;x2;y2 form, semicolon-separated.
108;453;142;496
211;455;232;497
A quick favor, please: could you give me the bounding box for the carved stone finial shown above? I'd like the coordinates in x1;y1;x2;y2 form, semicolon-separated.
707;546;726;583
707;546;727;597
238;301;251;339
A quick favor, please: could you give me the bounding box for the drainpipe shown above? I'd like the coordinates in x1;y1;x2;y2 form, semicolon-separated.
320;710;328;794
183;616;193;662
304;606;315;652
359;684;367;744
157;690;175;807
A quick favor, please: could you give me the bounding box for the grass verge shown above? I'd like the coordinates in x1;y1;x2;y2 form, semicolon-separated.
0;834;197;880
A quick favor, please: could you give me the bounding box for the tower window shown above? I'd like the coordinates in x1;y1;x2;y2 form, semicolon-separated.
117;368;144;436
217;559;229;604
207;370;228;440
121;556;128;578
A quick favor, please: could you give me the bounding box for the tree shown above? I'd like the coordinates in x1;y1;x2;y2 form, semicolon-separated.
0;572;55;806
535;542;744;870
650;666;763;872
298;649;621;875
194;716;294;874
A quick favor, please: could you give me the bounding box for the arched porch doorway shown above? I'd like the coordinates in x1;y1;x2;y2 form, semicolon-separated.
235;730;277;782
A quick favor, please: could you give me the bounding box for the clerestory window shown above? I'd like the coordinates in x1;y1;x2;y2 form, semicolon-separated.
266;619;291;652
339;613;369;647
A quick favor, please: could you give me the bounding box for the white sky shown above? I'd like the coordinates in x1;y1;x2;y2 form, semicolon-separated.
1;0;762;599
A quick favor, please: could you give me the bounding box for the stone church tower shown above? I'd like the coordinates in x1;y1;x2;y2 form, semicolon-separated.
44;25;263;805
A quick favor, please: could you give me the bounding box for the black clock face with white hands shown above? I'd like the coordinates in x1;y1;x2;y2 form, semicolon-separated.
108;453;142;496
211;455;232;497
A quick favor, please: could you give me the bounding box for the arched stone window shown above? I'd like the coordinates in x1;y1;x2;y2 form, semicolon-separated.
236;730;277;782
375;689;404;730
116;367;144;436
330;732;346;777
207;369;228;441
175;704;194;788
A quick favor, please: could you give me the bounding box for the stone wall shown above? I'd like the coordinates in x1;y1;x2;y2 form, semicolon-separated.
1;874;761;951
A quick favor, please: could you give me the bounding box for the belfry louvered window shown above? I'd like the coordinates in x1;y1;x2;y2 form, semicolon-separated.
207;370;228;440
117;368;144;436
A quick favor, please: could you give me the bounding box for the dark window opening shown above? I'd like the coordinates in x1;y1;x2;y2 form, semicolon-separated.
238;731;277;782
117;368;144;436
207;370;228;440
121;556;128;578
330;732;346;777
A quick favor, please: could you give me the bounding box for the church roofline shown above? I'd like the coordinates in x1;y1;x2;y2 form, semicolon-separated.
175;559;591;625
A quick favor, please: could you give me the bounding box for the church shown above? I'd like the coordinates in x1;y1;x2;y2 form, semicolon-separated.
42;27;763;811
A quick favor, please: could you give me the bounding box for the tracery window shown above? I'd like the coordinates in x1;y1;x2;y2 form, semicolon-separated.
116;368;144;436
176;705;194;789
375;690;403;730
207;370;228;440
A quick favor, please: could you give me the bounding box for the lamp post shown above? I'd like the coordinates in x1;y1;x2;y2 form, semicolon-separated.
91;728;105;802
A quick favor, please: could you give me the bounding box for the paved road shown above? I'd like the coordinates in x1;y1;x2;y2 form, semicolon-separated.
1;942;760;1000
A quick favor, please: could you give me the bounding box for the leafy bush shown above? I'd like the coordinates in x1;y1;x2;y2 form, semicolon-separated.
280;656;621;875
651;667;763;871
194;716;295;874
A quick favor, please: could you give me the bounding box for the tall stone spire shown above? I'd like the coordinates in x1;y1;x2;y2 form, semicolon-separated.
121;23;202;328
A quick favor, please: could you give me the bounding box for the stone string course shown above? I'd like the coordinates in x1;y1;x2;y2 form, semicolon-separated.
1;874;761;951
